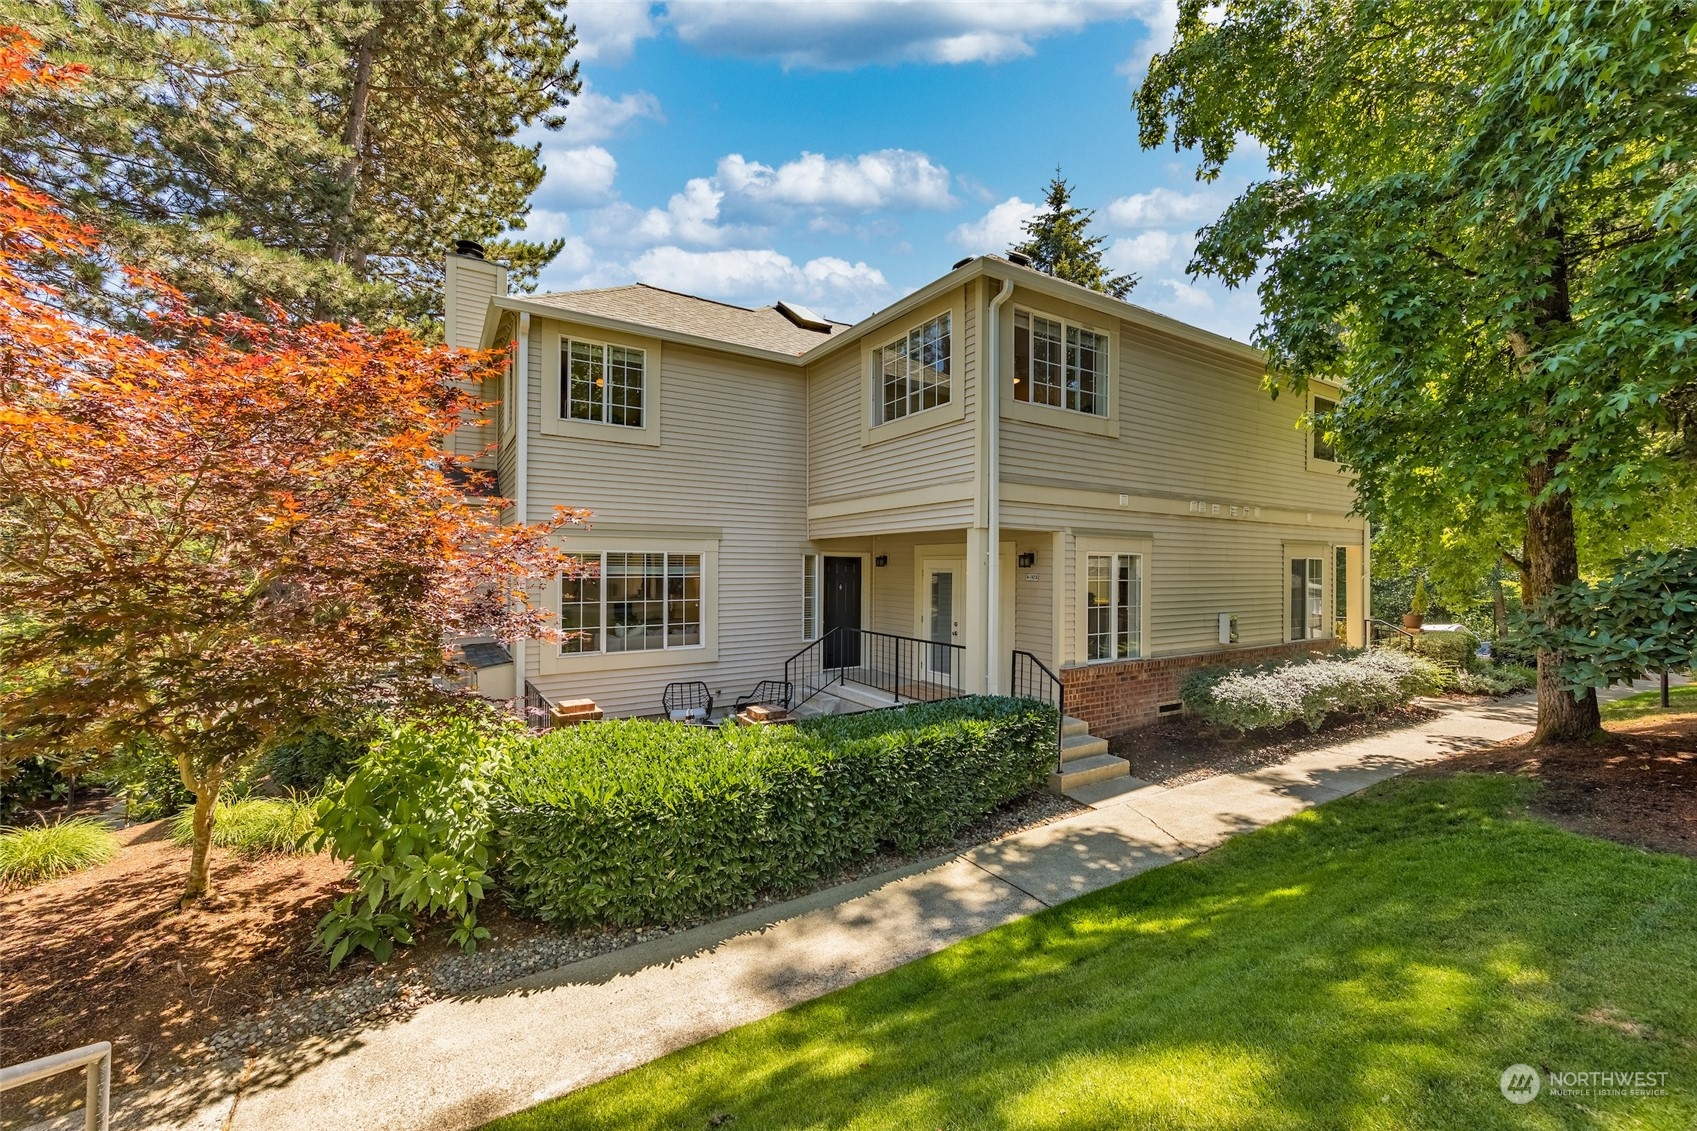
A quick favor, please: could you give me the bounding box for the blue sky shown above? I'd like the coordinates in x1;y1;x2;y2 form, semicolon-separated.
516;1;1266;340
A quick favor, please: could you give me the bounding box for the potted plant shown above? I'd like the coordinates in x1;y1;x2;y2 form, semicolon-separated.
1403;577;1429;631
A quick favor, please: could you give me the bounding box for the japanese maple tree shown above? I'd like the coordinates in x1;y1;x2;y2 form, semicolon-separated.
0;29;581;905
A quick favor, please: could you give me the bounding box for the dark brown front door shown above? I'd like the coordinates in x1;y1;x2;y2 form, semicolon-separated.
822;556;861;669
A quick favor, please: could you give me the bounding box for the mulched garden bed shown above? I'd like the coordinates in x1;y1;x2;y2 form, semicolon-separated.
1109;703;1444;788
1427;711;1697;858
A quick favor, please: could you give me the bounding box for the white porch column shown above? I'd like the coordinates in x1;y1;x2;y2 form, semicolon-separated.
964;525;993;694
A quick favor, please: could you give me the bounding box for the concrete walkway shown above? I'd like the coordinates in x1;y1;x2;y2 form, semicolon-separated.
109;689;1649;1131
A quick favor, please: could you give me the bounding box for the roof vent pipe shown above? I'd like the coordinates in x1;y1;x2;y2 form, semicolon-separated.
1005;250;1032;268
454;238;486;259
952;256;973;270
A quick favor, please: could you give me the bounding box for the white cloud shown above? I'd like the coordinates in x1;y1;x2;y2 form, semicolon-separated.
1103;186;1224;230
590;177;734;247
570;0;660;64
717;149;954;211
1105;228;1193;276
539;146;619;205
626;246;889;314
1117;0;1178;86
662;0;1162;69
948;196;1041;254
556;84;663;144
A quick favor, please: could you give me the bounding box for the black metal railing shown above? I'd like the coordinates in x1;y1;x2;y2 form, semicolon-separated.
785;626;968;711
1011;649;1066;773
1367;618;1419;648
522;680;554;732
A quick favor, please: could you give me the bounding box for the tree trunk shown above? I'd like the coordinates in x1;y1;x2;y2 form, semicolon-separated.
329;27;377;268
178;756;223;906
1523;459;1601;743
1492;578;1507;638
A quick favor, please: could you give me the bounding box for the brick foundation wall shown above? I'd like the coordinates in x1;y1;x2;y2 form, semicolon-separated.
1060;640;1337;738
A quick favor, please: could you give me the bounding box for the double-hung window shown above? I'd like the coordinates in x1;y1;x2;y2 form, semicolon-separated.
562;338;645;428
875;312;951;423
1014;310;1108;417
1311;395;1337;462
560;551;702;654
1086;553;1142;660
1290;557;1324;640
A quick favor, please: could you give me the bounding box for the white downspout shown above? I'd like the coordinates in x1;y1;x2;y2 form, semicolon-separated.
986;275;1014;695
512;310;531;708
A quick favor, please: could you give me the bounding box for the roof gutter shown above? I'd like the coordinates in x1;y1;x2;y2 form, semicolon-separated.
986;275;1014;695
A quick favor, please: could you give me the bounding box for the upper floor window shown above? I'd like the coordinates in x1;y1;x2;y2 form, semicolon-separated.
1311;395;1337;462
563;339;644;428
876;312;951;424
1014;310;1108;417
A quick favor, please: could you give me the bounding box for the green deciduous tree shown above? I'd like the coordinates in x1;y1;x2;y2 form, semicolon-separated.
0;0;578;326
1010;172;1138;299
1137;0;1697;741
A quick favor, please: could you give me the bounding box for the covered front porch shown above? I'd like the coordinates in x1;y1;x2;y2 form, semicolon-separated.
802;529;1060;703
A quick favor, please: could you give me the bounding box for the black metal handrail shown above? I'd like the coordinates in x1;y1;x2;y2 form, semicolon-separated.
785;626;968;711
1011;649;1066;773
1367;618;1418;647
522;680;554;732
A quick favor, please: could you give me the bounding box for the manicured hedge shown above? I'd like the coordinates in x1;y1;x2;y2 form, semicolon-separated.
494;697;1056;928
1182;649;1444;734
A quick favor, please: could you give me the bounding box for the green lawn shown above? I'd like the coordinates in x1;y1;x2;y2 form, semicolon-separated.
1601;682;1697;722
489;775;1697;1131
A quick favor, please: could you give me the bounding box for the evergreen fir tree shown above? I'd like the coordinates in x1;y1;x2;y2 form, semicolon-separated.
0;0;580;326
1010;172;1138;299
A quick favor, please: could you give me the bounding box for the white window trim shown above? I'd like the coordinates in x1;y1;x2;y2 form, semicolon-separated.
1001;298;1119;439
1305;384;1342;473
496;313;519;441
538;323;662;447
860;292;966;445
540;533;718;673
802;552;820;641
1283;542;1331;642
1072;535;1152;664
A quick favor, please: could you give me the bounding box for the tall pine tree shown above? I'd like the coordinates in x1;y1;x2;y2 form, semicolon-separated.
0;0;579;326
1010;172;1137;299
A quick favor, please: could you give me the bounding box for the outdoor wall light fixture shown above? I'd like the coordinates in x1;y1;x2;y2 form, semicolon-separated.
1017;552;1037;568
874;555;888;567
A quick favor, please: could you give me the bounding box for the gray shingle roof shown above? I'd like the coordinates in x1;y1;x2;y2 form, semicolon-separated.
526;284;846;356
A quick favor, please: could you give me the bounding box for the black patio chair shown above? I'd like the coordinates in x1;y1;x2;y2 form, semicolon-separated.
662;680;714;723
735;680;793;711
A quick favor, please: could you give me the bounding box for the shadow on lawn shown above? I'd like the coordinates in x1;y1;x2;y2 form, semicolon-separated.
484;775;1697;1131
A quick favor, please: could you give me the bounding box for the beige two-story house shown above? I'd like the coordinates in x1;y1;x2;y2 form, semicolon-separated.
445;244;1367;752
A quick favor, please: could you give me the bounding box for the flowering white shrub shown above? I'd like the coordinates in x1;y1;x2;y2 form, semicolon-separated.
1181;649;1446;734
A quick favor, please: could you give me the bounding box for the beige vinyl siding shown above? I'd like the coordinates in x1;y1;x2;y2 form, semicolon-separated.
1002;500;1365;664
443;256;504;466
520;319;809;717
999;291;1354;518
803;286;978;522
1011;533;1052;659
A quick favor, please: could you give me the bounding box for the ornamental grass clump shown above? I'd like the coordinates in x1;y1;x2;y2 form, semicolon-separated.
1183;650;1444;735
0;818;119;887
170;796;317;856
494;697;1055;929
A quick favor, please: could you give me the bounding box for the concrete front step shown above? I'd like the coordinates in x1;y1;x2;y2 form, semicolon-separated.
1046;752;1131;792
1061;714;1090;738
1065;774;1160;807
1060;732;1109;763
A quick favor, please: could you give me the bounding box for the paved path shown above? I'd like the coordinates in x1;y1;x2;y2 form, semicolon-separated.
103;688;1655;1131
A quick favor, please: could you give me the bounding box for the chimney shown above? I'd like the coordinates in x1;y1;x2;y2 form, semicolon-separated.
443;238;508;350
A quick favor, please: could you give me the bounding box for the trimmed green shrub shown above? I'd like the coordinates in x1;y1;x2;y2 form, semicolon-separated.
0;818;119;887
496;697;1055;929
309;715;518;968
1183;650;1445;734
259;726;366;793
170;796;316;855
1413;629;1480;668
